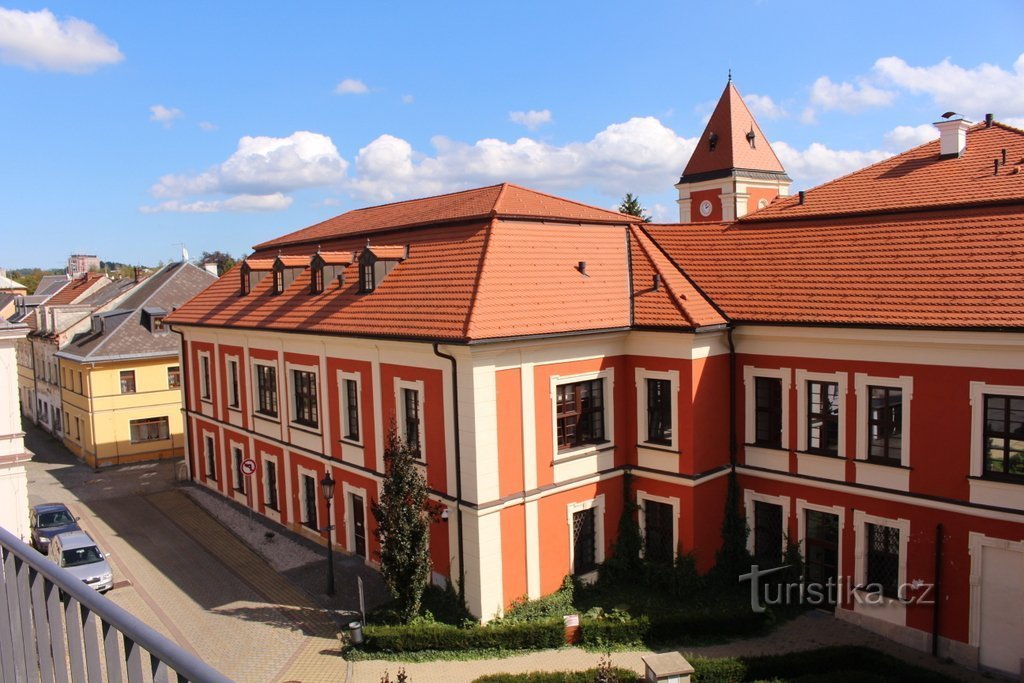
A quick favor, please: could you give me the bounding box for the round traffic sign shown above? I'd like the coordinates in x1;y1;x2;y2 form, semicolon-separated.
240;458;257;476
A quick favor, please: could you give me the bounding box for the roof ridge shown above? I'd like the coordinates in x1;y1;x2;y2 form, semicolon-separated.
346;183;508;216
628;229;694;326
636;223;730;324
461;219;497;340
497;183;641;222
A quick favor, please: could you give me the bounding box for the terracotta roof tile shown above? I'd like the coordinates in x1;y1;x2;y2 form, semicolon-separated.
44;273;107;306
366;245;407;260
253;183;639;250
275;255;309;268
315;251;353;265
243;258;274;271
746;121;1024;222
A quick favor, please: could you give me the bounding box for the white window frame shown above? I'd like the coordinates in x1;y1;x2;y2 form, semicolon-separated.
853;510;910;623
796;499;846;582
636;490;679;560
261;452;280;521
230;442;246;497
743;366;791;450
297;466;320;532
226;355;241;410
394;378;426;460
198;351;212;402
854;374;913;466
550;368;616;460
252;359;280;421
287;362;321;433
635;368;679;451
202;431;216;481
566;494;605;582
795;369;848;457
339;370;363;446
744;490;791;559
969;382;1024;478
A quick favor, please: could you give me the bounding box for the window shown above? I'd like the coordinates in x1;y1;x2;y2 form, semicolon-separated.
403;388;421;455
556;379;605;450
360;262;375;293
76;371;82;394
52;407;61;432
866;523;900;598
272;268;284;294
264;460;278;510
867;386;902;463
167;366;181;389
292;369;318;428
344;378;360;442
232;447;245;493
256;364;278;418
643;499;674;564
983;394;1024;480
806;381;840;455
310;265;324;294
227;358;240;409
754;377;783;448
572;508;596;575
120;370;136;394
74;416;81;440
200;354;211;401
301;473;317;529
130;417;170;443
753;501;783;567
152;316;165;332
645;379;672;445
205;435;216;480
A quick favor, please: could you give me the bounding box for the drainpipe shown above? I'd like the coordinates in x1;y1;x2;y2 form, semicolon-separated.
170;326;193;481
932;523;943;657
727;326;737;467
432;343;466;604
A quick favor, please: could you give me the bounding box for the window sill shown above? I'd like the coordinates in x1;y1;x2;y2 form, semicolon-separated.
746;442;786;452
290;422;322;436
340;438;364;448
637;442;676;454
968;476;1024;509
253;413;280;424
860;458;910;470
228;405;241;413
972;474;1024;486
554;442;615;464
798;450;843;460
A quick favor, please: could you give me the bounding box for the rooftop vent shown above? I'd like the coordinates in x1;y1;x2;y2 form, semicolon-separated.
986;113;994;128
577;261;587;276
798;191;806;205
934;115;971;157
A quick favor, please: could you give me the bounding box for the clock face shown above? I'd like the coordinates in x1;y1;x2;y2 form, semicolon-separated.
699;200;713;217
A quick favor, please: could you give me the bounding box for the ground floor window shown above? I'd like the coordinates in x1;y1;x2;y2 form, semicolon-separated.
572;508;596;575
264;460;278;510
233;447;245;493
753;501;784;567
866;523;900;598
643;499;674;564
302;474;317;530
205;435;216;480
130;417;169;443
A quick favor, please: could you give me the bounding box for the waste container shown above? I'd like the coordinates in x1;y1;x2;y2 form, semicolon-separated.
348;621;364;645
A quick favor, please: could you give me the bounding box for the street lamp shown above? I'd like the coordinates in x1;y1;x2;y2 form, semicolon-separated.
320;472;336;597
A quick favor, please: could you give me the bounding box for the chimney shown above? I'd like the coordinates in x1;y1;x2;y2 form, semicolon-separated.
934;116;971;157
203;262;219;276
798;191;806;205
985;113;994;127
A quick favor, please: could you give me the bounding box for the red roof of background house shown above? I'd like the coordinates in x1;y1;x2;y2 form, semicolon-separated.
745;121;1024;222
254;183;641;250
44;273;106;306
681;81;786;178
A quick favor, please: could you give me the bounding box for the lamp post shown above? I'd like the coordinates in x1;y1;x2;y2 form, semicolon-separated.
320;472;336;597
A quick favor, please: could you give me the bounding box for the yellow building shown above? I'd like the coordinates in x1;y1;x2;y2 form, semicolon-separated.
56;262;216;468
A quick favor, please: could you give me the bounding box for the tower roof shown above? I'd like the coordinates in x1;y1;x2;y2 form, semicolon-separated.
680;81;787;182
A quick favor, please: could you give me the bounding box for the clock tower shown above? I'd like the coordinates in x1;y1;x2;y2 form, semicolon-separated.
676;79;791;223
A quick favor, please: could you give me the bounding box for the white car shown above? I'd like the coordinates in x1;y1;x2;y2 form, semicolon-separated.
48;530;114;593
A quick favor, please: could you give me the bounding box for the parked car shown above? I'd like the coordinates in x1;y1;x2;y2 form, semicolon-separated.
47;531;113;593
30;502;81;554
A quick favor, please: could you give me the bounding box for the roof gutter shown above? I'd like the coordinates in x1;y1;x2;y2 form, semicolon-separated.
432;342;466;604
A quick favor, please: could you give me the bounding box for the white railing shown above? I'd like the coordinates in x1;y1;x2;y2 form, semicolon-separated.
0;525;231;683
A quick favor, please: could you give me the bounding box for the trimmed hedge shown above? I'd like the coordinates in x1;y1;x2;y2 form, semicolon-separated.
361;619;564;653
578;608;767;648
474;669;638;683
741;646;957;682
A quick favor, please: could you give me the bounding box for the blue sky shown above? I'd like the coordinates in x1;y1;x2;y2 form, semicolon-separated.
3;1;1024;269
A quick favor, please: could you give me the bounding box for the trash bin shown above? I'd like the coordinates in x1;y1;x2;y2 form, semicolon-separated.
348;621;364;645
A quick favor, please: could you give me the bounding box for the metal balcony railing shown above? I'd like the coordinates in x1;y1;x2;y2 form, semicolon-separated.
0;525;231;683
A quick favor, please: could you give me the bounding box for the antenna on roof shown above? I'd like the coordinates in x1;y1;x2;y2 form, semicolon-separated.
727;68;732;83
174;243;189;262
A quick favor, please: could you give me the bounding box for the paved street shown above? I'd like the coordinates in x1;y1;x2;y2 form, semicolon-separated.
22;424;354;682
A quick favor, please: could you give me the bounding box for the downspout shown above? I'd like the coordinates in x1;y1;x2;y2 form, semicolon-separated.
432;343;466;603
727;326;737;467
932;523;943;657
171;326;194;481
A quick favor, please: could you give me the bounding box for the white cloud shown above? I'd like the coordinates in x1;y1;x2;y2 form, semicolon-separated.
799;107;817;125
774;141;891;189
198;121;217;132
151;131;347;199
873;54;1024;117
809;76;895;112
343;116;696;203
140;193;293;214
335;78;368;95
149;104;183;127
745;94;786;119
1004;116;1024;130
883;124;938;150
401;94;414;104
0;7;122;73
509;109;553;130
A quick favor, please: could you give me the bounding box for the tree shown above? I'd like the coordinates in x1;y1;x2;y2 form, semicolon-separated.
372;429;432;623
711;469;752;585
618;193;652;222
199;250;239;276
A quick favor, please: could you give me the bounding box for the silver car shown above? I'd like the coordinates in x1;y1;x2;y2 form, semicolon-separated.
47;530;113;593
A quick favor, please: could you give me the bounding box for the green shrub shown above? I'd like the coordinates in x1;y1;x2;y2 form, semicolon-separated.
361;619;565;653
579;613;649;647
689;655;746;683
473;668;638;683
502;575;576;623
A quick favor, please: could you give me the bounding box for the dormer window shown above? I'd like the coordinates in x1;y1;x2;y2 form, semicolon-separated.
360;259;376;293
358;245;407;294
273;268;285;295
239;258;273;295
708;131;718;151
310;265;324;294
271;255;309;295
240;267;250;295
141;307;169;334
310;251;353;294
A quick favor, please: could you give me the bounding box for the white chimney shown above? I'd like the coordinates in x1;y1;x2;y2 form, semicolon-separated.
934;117;971;157
203;262;219;276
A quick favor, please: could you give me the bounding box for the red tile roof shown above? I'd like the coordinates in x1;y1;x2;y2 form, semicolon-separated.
682;81;786;178
745;121;1024;222
44;273;106;306
315;251;353;265
366;245;407;260
242;258;274;271
646;203;1024;328
276;255;309;268
253;183;640;250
